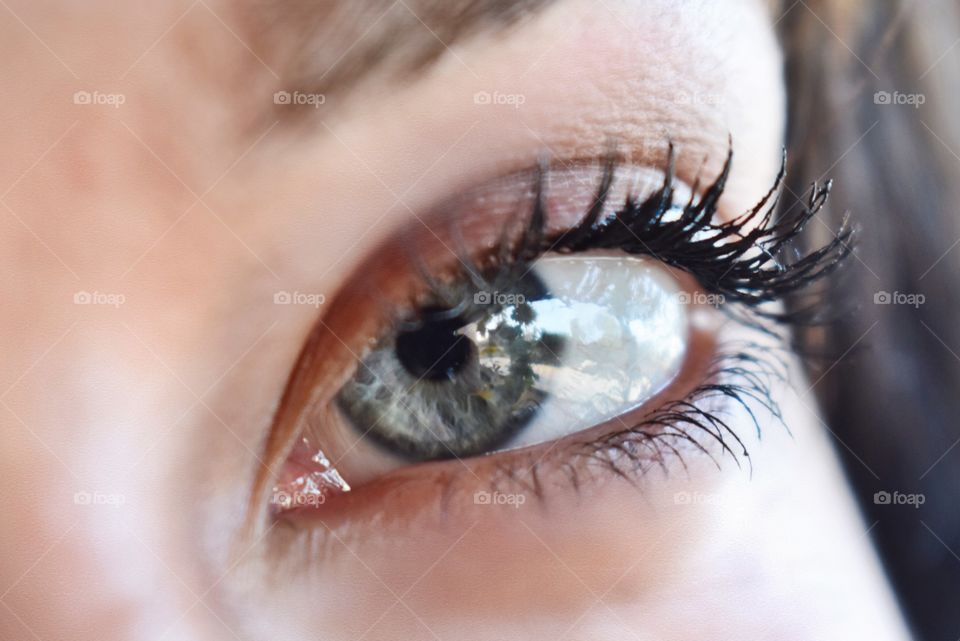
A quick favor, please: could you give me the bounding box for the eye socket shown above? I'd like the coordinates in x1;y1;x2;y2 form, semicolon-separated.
336;253;689;462
258;149;846;520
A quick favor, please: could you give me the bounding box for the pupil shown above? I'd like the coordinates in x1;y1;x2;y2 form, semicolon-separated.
395;308;473;381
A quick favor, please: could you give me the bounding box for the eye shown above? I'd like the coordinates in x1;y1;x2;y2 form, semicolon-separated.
336;253;689;462
258;149;848;518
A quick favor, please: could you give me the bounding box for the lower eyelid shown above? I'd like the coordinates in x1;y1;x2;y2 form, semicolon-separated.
270;295;779;527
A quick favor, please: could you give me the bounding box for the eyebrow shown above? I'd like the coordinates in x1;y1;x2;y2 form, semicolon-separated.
250;0;559;103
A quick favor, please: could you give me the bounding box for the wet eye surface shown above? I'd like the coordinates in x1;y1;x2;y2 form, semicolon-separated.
336;254;688;462
337;267;553;461
258;151;846;520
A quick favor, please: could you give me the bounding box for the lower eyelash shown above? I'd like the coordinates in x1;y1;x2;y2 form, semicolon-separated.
575;343;788;477
483;340;790;499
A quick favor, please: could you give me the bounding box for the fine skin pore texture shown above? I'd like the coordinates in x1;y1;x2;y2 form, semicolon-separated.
0;1;911;640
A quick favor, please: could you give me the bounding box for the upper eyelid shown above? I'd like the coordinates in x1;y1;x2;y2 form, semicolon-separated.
413;148;845;321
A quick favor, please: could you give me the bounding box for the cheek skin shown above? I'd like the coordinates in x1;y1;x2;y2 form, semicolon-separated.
0;3;297;640
224;308;908;637
234;338;908;641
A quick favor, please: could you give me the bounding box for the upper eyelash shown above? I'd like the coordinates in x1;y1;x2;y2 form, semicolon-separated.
394;145;852;492
417;144;852;331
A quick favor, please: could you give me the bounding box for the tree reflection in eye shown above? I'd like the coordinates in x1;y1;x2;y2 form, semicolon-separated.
335;254;689;461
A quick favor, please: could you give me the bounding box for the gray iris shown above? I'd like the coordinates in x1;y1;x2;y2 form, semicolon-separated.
336;270;564;460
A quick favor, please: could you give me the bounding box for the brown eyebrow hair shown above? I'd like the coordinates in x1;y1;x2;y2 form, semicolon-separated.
245;0;558;103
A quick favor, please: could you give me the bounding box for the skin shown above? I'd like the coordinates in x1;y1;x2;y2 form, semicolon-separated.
0;1;913;640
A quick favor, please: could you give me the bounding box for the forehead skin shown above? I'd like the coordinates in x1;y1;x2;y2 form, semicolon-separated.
0;1;908;641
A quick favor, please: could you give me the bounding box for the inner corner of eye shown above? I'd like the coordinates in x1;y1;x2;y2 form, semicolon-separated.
325;252;703;472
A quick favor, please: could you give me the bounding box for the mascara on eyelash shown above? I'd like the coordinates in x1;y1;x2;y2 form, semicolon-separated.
383;143;848;345
475;145;845;320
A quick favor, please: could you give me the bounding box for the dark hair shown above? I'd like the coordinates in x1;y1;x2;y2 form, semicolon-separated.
781;1;960;638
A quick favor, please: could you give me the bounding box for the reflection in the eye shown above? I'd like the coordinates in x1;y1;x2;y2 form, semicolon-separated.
336;267;554;461
271;437;351;513
484;255;687;448
334;253;688;464
271;255;690;514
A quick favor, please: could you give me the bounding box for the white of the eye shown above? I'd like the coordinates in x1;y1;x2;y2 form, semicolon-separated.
503;254;688;449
